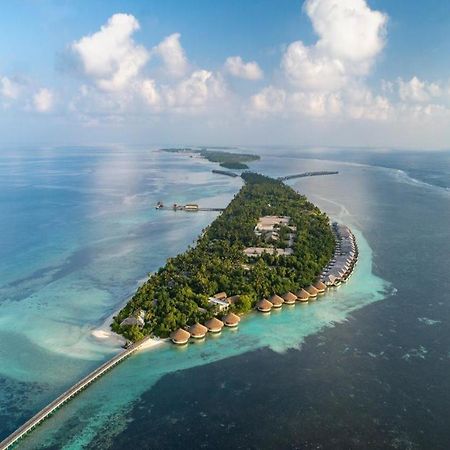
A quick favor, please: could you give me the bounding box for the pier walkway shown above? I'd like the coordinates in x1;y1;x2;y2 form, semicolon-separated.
278;171;339;181
156;206;224;212
0;337;151;450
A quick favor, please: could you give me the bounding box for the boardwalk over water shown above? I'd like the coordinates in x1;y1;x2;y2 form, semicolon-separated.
278;171;339;181
0;337;152;450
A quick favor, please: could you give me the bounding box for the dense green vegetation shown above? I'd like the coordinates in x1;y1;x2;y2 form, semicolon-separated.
161;147;260;169
112;173;335;341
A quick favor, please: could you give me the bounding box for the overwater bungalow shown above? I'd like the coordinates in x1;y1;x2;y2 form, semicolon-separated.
306;285;319;297
188;322;208;339
295;288;310;302
204;317;224;333
223;312;241;327
322;275;338;287
257;298;273;312
170;328;191;345
281;292;297;305
313;281;327;293
269;294;284;308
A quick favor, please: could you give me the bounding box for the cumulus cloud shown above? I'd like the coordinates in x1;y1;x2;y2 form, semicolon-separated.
289;91;342;117
164;70;226;110
225;56;263;80
72;13;149;91
397;76;441;102
140;79;161;106
282;41;346;91
33;88;54;112
153;33;188;78
282;0;387;92
1;76;21;99
250;86;286;114
252;0;390;120
305;0;387;68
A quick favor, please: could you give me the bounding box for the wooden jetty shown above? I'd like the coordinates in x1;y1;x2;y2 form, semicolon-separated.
211;169;239;178
278;171;339;181
0;337;152;450
155;202;224;212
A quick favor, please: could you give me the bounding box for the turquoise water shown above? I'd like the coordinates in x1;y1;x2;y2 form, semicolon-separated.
0;148;393;448
5;147;448;448
0;147;243;434
17;230;388;449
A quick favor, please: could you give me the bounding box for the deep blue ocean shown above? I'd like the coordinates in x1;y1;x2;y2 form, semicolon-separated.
0;147;449;449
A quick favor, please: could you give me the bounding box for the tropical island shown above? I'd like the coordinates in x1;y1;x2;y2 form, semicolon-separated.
112;173;336;342
161;147;260;169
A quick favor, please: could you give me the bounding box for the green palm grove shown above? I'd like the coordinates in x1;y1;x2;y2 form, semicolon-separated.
112;173;335;341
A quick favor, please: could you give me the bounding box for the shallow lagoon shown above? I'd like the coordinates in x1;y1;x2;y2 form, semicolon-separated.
3;148;449;448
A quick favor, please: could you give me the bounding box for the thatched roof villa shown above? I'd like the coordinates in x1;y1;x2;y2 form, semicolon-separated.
269;294;284;308
204;317;224;333
306;285;319;297
223;312;241;327
281;292;297;305
257;298;273;312
170;328;191;345
313;281;327;293
295;288;310;302
188;323;208;339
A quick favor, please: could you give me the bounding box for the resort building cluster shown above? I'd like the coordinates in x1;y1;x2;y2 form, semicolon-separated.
120;219;357;346
244;215;296;258
320;223;358;287
166;222;358;345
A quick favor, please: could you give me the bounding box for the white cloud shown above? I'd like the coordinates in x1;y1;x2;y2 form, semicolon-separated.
305;0;387;69
398;76;441;102
282;0;387;92
345;86;391;120
140;79;160;106
225;56;263;80
1;76;21;99
33;88;54;112
72;13;149;91
164;70;226;110
153;33;188;78
250;86;286;114
282;41;346;91
289;91;342;117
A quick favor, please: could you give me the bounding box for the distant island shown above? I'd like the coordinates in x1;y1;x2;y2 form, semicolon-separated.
161;147;260;169
112;173;335;342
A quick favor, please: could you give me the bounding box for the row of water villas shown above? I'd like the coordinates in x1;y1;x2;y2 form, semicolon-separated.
170;223;358;344
320;223;358;287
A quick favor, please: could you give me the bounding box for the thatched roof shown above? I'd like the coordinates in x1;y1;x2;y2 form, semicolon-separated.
170;328;190;344
204;317;224;332
223;312;240;326
269;294;284;306
295;289;310;301
314;281;327;291
188;322;208;337
214;292;227;300
282;292;297;303
257;298;273;311
306;285;319;296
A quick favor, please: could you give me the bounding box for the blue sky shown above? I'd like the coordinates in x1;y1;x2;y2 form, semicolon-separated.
1;0;450;149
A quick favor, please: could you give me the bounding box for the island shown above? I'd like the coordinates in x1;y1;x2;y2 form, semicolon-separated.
161;147;260;169
112;172;336;342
